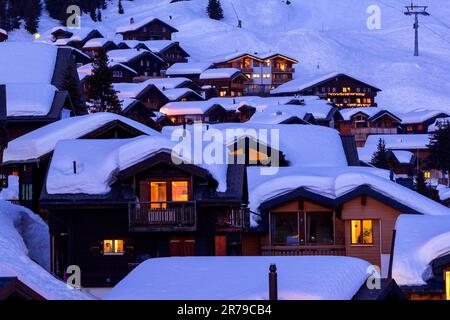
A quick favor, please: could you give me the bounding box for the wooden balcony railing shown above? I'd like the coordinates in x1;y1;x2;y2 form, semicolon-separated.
217;207;250;229
272;67;294;73
261;245;346;256
128;201;196;232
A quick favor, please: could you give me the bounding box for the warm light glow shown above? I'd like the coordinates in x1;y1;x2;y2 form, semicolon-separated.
351;220;373;244
172;181;188;201
103;240;124;255
151;182;167;208
446;271;450;300
424;171;431;179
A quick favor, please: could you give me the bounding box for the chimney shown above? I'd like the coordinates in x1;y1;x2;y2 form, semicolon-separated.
73;161;77;174
130;17;135;25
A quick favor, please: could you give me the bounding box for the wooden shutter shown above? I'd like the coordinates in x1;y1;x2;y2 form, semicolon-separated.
215;236;227;256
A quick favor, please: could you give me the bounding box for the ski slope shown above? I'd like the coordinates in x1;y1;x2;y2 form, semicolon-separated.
7;0;450;113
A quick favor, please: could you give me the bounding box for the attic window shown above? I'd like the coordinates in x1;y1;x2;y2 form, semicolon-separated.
103;240;124;255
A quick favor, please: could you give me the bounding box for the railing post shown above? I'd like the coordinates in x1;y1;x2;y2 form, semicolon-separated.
269;264;278;301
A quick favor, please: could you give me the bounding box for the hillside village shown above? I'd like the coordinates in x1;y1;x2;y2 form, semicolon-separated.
0;0;450;301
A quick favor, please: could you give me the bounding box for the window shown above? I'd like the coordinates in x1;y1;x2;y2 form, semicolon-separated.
406;125;414;132
151;181;167;208
271;213;299;245
343;87;351;93
103;240;124;255
446;270;450;300
219;91;227;97
417;124;424;131
306;212;334;245
172;181;188;201
351;220;373;245
112;71;123;78
252;73;260;78
263;74;271;78
424;171;431;179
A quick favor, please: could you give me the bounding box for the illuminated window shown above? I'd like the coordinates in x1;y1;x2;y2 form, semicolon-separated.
406;125;414;132
351;220;373;245
446;270;450;300
424;171;431;179
417;124;424;131
249;148;269;163
263;74;271;78
103;240;124;255
219;91;227;97
343;87;351;93
151;182;167;208
172;181;188;202
252;73;260;78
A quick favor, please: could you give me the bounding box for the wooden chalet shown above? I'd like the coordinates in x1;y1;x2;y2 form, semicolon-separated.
0;277;45;300
212;52;298;94
166;62;214;83
41;141;249;287
199;68;250;98
339;108;402;147
82;38;119;57
69;47;92;68
1;114;158;214
116;17;179;41
121;99;158;129
107;49;165;77
160;101;231;124
399;110;450;134
271;73;381;108
134;40;190;67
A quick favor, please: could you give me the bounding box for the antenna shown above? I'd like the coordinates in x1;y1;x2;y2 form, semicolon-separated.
404;1;430;56
230;1;242;28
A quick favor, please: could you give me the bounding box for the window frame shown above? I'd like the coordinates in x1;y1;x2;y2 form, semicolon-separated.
350;219;374;246
147;178;191;203
103;239;125;256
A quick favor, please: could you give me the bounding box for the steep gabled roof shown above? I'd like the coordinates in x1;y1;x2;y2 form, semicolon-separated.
116;17;178;34
107;49;164;64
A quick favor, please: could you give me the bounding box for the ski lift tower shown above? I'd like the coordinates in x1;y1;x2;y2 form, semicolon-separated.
404;1;430;56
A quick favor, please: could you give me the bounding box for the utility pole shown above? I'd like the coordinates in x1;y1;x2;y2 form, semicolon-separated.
404;1;430;56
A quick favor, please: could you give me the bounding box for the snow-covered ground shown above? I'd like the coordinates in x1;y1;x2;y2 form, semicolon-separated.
6;0;449;114
0;201;92;299
105;256;373;300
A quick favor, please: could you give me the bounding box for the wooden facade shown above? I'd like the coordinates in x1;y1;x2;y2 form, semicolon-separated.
115;50;165;77
43;154;248;287
117;18;178;41
136;42;189;67
401;112;449;134
201;73;249;98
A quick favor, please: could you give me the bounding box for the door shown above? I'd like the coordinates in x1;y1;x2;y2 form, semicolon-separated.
170;237;196;256
215;235;227;256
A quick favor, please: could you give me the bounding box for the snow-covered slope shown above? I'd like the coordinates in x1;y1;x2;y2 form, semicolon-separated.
8;0;449;114
0;201;92;299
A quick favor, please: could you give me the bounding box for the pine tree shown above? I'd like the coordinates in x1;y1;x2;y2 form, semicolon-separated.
428;121;450;187
86;50;122;114
118;0;124;14
415;169;440;202
60;65;85;114
207;0;224;20
370;138;389;169
23;0;42;34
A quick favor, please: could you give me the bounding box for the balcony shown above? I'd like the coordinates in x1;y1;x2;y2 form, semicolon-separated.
217;207;251;230
261;245;346;256
128;201;196;232
272;67;294;73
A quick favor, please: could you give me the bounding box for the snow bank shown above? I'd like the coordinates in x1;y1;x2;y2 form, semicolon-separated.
0;175;19;200
3;113;159;163
6;83;57;117
0;201;92;299
105;256;372;300
393;215;450;286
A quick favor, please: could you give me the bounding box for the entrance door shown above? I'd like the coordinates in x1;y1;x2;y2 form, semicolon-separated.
170;237;196;256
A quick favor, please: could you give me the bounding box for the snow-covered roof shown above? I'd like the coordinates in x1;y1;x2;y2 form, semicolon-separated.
0;28;6;36
166;62;213;76
105;256;371;300
0;201;92;299
107;49;163;63
45;135;227;195
0;43;58;83
141;77;190;90
247;105;310;124
207;95;307;113
393;215;450;286
82;37;119;49
210;51;298;64
399;110;449;124
271;72;380;95
340;107;398;121
77;62;137;79
116;17;177;33
247;166;450;224
162;88;202;101
3;113;159;163
138;40;176;53
199;68;242;80
160;101;219;116
113;82;151;99
358;134;430;162
428;117;450;132
437;185;450;202
5;83;57;117
391;150;414;164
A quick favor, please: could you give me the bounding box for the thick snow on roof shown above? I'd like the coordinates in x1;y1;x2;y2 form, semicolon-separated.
199;68;241;80
271;72;379;95
393;215;450;286
83;37;118;48
113;82;150;99
162;88;202;101
399;110;449;124
141;77;190;90
391;150;414;164
166;62;212;75
139;40;175;53
105;256;371;300
341;107;386;121
0;201;92;299
107;48;163;63
6;83;57;117
78;62;137;79
0;28;6;35
437;185;450;202
207;96;309;113
3;113;158;163
428;117;450;132
247;166;450;224
116;17;176;33
46;135;228;195
247;105;310;124
0;43;58;83
160;101;218;115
